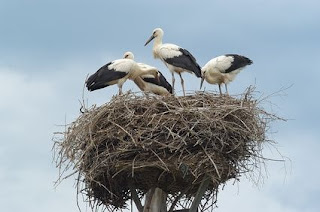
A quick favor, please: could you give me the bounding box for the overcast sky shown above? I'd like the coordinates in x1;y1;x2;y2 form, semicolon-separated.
0;0;319;211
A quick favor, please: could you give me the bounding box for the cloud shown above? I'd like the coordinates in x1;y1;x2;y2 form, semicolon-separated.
215;133;320;212
0;69;57;134
0;67;85;211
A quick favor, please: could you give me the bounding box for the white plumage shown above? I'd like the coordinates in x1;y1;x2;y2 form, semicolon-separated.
153;44;182;59
200;54;253;95
121;54;172;96
144;28;201;96
134;63;172;96
86;52;159;95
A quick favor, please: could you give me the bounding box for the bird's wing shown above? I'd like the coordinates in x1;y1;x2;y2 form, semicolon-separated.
142;71;172;93
137;62;157;71
160;44;201;77
109;59;135;73
158;71;173;93
86;60;130;91
158;44;182;58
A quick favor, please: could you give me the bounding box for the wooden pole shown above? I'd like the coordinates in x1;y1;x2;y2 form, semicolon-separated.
143;187;167;212
189;177;211;212
143;188;156;212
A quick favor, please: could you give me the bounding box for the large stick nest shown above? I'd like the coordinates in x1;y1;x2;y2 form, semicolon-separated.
54;88;279;210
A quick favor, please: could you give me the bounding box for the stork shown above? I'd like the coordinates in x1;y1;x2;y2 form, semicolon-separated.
144;28;201;96
200;54;253;95
134;63;172;96
122;53;172;96
86;52;159;95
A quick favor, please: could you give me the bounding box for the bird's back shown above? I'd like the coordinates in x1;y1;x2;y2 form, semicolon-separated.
202;56;231;73
159;44;201;77
86;59;134;91
203;54;252;74
224;54;253;73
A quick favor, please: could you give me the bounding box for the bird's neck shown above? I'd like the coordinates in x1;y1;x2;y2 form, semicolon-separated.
130;66;158;80
152;37;162;58
153;36;162;48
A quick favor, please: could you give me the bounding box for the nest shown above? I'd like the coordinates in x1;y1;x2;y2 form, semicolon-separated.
54;88;279;211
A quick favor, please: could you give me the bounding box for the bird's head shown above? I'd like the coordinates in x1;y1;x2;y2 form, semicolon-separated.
144;28;164;46
123;51;134;59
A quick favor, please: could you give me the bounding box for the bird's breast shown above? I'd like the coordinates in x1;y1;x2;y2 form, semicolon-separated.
206;71;225;84
153;47;161;59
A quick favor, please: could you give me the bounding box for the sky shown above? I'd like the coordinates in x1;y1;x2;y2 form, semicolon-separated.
0;0;319;211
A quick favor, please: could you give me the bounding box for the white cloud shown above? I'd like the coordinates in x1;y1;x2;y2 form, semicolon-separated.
0;67;86;211
0;69;57;135
215;133;320;212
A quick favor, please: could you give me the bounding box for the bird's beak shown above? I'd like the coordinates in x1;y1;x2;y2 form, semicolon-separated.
144;35;155;46
200;75;205;89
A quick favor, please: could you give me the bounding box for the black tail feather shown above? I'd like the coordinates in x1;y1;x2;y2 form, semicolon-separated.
87;81;110;91
86;72;98;89
224;54;253;73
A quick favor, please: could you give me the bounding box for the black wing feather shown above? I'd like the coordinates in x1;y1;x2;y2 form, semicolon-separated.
224;54;253;73
142;71;173;94
86;62;128;91
164;48;202;77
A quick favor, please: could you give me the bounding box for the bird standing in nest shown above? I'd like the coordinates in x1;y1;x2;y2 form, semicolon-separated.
144;28;201;96
200;54;253;95
86;52;159;95
134;63;172;96
121;52;172;96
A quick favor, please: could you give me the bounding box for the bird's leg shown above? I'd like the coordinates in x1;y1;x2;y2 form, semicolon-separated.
225;84;229;95
218;84;222;96
171;72;175;95
119;86;123;95
178;73;186;96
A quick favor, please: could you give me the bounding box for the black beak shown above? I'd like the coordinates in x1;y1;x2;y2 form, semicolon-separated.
200;75;205;89
144;35;155;46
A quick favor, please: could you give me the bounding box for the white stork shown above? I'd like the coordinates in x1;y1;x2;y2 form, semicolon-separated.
122;53;172;96
200;54;253;95
144;28;202;96
86;52;159;95
134;63;172;96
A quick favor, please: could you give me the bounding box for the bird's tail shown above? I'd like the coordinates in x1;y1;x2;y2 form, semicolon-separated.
245;57;253;65
85;72;107;91
194;63;202;78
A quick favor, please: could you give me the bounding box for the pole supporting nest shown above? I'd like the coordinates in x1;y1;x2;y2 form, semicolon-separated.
190;176;211;212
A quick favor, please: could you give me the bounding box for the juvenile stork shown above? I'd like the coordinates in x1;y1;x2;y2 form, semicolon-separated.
144;28;201;96
121;53;172;96
200;54;253;95
134;63;172;96
86;52;159;95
